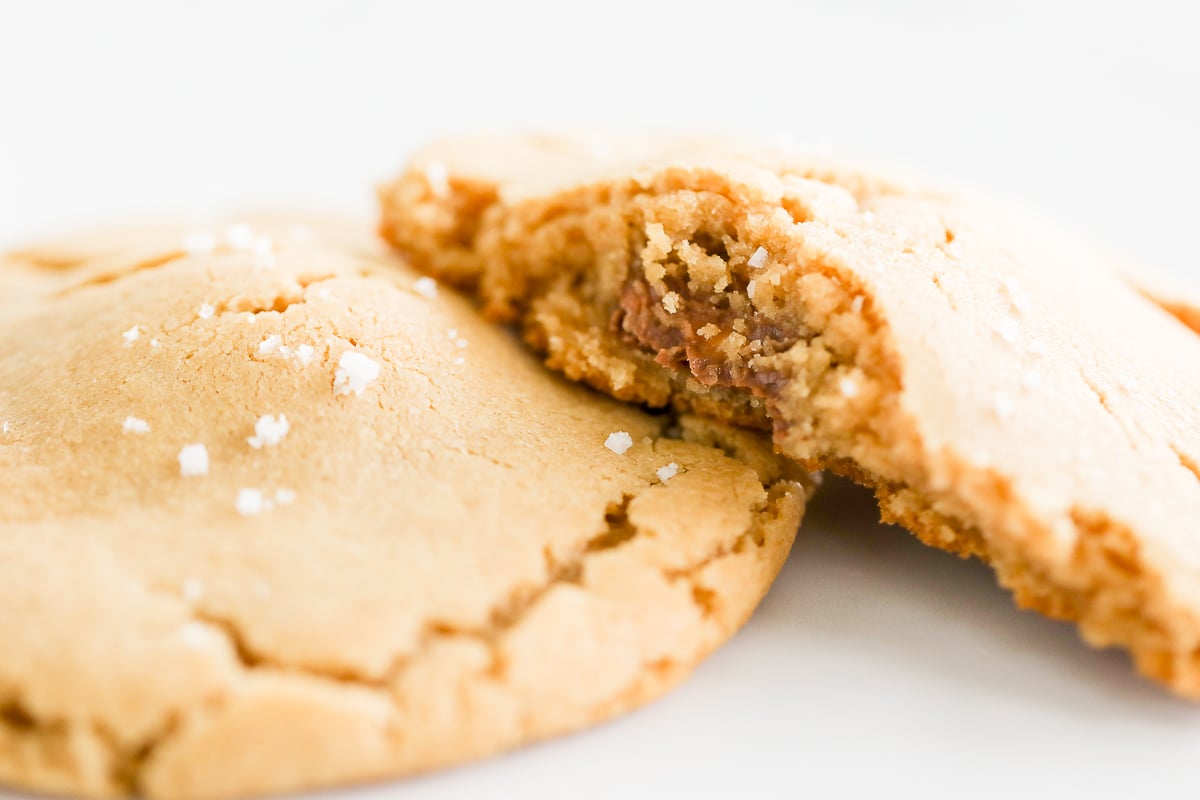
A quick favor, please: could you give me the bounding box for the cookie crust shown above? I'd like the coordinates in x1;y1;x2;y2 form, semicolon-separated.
0;220;806;799
380;136;1200;696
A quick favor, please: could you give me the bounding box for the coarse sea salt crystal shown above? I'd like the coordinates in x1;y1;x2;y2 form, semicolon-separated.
747;246;769;269
838;376;860;398
604;431;633;455
412;276;438;299
247;414;289;449
182;578;206;603
294;343;315;367
746;281;757;298
180;621;213;648
258;334;282;355
178;443;209;477
424;161;450;197
122;325;141;345
334;350;381;396
993;393;1015;419
656;462;680;482
662;292;681;313
150;338;162;349
995;317;1019;344
455;338;468;349
122;416;151;434
183;232;216;255
851;296;864;314
198;302;215;319
697;323;720;339
1;421;9;434
236;488;265;516
225;223;255;250
453;356;465;365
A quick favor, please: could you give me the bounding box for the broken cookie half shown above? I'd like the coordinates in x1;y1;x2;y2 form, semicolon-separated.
379;135;1200;697
0;218;807;799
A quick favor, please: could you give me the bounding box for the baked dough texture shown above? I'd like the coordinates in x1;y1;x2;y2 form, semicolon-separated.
379;135;1200;696
0;219;806;798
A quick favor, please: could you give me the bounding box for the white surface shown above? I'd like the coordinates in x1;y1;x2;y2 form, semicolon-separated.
2;1;1199;797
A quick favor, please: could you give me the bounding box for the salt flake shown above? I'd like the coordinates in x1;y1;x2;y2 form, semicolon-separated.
604;431;633;455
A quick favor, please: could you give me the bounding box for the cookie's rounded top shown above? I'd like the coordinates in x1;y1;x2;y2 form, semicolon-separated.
379;135;1200;696
0;218;805;799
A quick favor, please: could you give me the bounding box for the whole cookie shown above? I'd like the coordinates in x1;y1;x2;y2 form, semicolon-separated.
0;219;807;799
379;135;1200;696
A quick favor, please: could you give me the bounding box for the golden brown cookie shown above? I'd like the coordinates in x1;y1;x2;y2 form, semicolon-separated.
0;218;807;799
379;135;1200;696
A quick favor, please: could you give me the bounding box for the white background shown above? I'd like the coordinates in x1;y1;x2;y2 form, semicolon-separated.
2;1;1199;797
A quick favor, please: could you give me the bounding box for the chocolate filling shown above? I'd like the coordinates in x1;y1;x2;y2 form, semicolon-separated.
612;275;799;398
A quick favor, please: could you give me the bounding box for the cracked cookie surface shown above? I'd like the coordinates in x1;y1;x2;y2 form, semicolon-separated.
379;135;1200;697
0;218;807;799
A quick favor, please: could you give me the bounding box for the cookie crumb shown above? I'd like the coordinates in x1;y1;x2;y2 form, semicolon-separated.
424;161;450;197
247;414;289;449
604;431;634;455
747;246;769;269
182;578;206;603
178;444;210;477
198;302;215;320
656;462;680;482
697;323;720;339
182;232;216;255
413;276;439;299
334;350;381;396
122;416;151;434
236;488;265;516
122;325;141;345
662;292;681;314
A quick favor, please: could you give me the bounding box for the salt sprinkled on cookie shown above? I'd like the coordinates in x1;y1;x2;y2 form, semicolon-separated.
247;414;289;449
747;246;769;269
697;323;720;340
334;350;381;396
198;302;215;320
604;431;633;455
122;416;151;434
746;281;757;299
455;338;469;349
424;161;450;197
150;338;161;349
181;578;206;604
992;393;1015;419
182;232;216;255
225;223;255;251
122;325;141;345
294;344;315;367
413;276;438;299
236;488;265;516
995;317;1019;344
1;421;9;434
662;292;681;313
850;296;864;314
274;488;296;506
656;462;680;482
258;334;282;355
178;443;209;477
838;376;860;398
179;621;214;649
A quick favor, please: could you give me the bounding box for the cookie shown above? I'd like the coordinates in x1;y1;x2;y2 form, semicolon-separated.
0;218;808;799
379;135;1200;696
